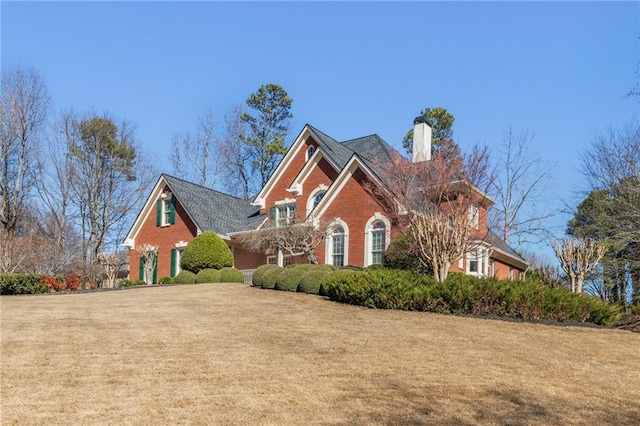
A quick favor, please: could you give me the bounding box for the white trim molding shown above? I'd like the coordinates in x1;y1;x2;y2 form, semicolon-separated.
363;213;391;266
325;218;349;267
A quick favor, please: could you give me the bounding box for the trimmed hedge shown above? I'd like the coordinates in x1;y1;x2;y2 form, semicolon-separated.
322;268;622;326
173;270;197;284
196;268;221;283
220;267;244;283
275;268;305;292
158;276;173;285
252;264;280;287
119;279;145;288
0;274;47;295
298;270;333;294
261;267;284;289
180;232;233;273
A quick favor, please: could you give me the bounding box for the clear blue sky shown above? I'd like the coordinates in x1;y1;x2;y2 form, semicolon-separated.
2;1;639;258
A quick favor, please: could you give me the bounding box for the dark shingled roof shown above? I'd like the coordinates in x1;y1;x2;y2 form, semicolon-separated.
163;174;265;235
485;230;529;265
306;125;399;179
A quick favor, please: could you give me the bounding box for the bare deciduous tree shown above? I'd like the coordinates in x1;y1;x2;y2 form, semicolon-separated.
219;105;253;199
237;219;330;265
370;148;493;282
171;109;218;188
0;66;50;234
136;244;159;285
553;237;605;294
65;112;155;267
490;126;555;249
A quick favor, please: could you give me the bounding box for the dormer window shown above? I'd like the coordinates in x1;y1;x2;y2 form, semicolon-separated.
306;145;316;161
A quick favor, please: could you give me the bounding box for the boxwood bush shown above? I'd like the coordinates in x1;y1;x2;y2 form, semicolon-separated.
322;268;622;326
261;267;284;289
220;267;244;283
180;231;233;273
158;276;173;285
195;268;221;283
0;274;47;295
173;270;196;284
298;270;333;294
119;279;145;287
275;268;305;292
252;264;280;287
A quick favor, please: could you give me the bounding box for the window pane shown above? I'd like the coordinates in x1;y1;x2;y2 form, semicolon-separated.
313;192;325;208
372;252;383;265
372;231;384;251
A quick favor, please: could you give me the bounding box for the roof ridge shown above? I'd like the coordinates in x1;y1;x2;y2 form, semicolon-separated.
162;173;249;201
340;133;382;144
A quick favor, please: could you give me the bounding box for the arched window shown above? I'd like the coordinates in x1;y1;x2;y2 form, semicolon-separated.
306;145;316;161
306;186;328;216
313;191;325;208
364;214;390;266
370;221;386;265
325;219;348;266
330;226;345;267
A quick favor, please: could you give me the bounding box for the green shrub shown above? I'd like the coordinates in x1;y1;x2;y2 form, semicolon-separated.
173;270;196;284
322;268;622;326
119;279;145;287
158;276;173;285
298;270;333;294
384;235;430;274
220;267;244;283
261;267;284;289
0;274;47;295
275;268;305;292
340;265;363;271
196;268;221;283
252;264;280;287
180;231;233;273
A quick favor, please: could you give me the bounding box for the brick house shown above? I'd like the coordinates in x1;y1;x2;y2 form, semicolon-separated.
123;119;528;282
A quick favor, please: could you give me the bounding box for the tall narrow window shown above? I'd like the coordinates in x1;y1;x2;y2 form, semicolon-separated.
331;226;345;267
468;250;479;273
306;145;316;161
163;199;172;225
468;205;479;229
371;221;386;265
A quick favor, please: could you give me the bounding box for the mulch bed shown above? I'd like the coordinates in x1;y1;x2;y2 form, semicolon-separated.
616;315;640;333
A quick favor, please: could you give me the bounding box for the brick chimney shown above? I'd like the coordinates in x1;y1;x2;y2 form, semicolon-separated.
412;116;432;163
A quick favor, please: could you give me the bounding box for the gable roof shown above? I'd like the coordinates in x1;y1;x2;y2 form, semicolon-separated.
485;230;529;269
163;175;265;235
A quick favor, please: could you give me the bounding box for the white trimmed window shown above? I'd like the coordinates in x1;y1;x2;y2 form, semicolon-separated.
364;214;391;266
468;205;479;229
306;145;316;161
467;248;488;276
326;220;349;267
267;254;291;266
276;203;296;227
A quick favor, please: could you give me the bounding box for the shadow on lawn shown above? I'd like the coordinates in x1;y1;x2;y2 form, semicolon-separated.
341;382;640;425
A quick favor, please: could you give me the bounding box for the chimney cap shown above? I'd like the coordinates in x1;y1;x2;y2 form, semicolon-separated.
413;116;432;127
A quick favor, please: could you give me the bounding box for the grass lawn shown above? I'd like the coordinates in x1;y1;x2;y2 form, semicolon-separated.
2;283;639;425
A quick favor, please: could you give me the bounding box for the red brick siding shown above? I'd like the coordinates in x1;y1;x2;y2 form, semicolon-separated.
262;139;318;216
129;189;197;280
321;168;388;267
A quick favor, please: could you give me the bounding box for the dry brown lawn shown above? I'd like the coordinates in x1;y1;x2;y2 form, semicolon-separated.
1;283;639;425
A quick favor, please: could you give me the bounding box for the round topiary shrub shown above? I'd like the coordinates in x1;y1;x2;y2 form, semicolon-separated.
298;270;333;294
180;231;233;274
173;270;196;284
252;264;280;287
275;268;306;292
195;268;221;283
261;267;284;289
220;267;244;283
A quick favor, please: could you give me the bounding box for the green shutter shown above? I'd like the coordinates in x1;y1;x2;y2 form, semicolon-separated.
170;197;176;224
153;261;158;284
170;249;177;277
138;257;144;280
269;207;276;226
156;200;162;227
